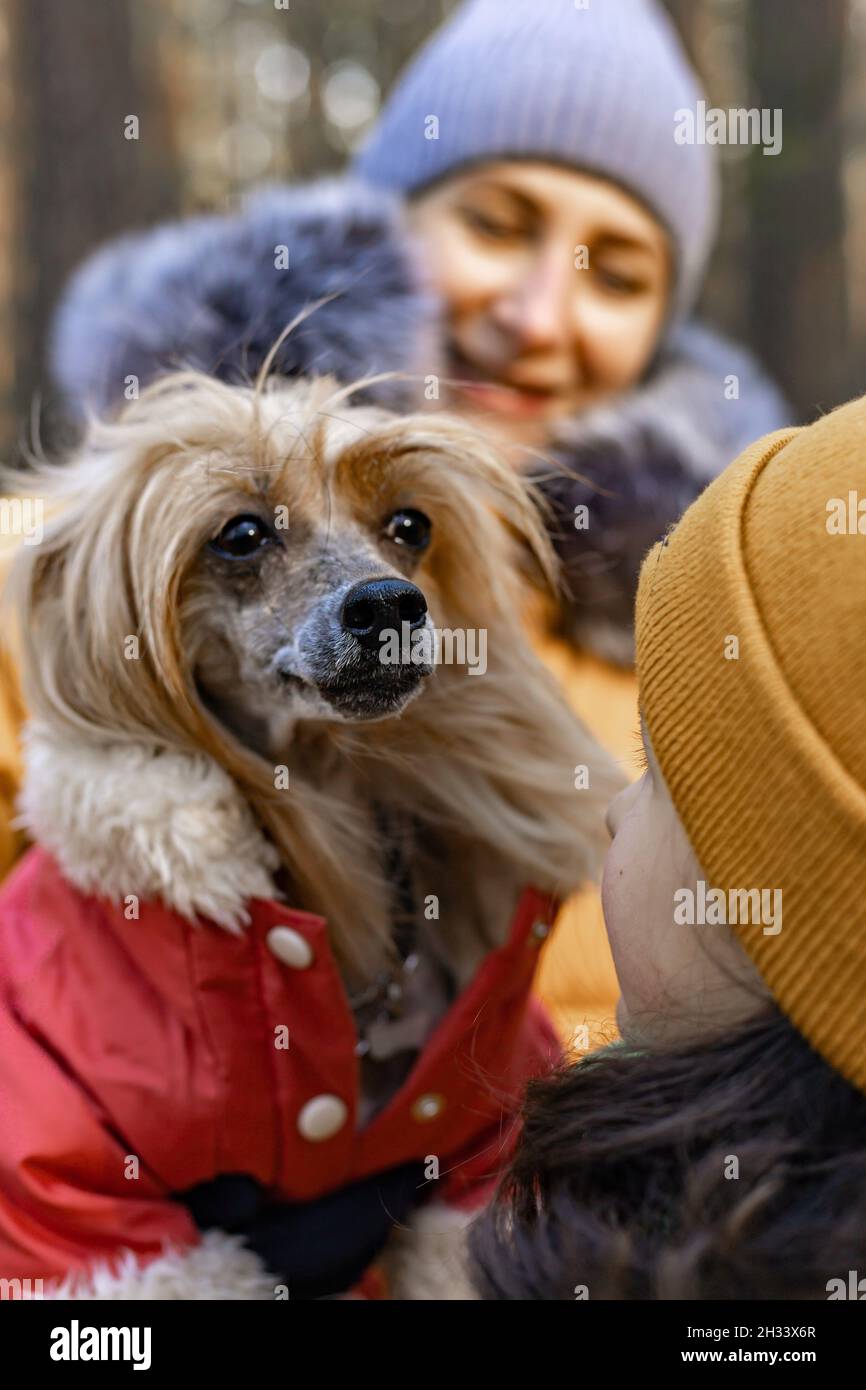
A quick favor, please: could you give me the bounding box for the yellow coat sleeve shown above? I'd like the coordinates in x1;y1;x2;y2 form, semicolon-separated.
0;533;27;879
532;629;641;1051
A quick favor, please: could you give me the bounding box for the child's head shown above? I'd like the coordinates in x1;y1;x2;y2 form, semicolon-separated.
631;398;866;1097
354;0;716;445
472;395;866;1299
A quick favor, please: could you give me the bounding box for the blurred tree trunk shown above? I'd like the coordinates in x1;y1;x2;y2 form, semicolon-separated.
287;2;333;177
5;0;180;456
661;0;701;58
747;0;850;419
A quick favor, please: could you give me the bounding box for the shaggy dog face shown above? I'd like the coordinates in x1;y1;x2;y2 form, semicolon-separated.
163;371;551;756
185;412;442;750
196;505;433;733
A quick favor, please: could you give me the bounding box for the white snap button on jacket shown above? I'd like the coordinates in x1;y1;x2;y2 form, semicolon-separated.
411;1092;445;1123
531;920;550;942
266;926;314;970
297;1094;348;1142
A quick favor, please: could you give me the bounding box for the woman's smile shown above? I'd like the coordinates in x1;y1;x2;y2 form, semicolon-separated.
446;341;565;418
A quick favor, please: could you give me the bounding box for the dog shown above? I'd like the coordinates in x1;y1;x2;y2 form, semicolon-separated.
0;369;620;1298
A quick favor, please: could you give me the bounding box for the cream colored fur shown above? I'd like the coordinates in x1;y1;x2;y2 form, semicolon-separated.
19;722;279;931
384;1203;479;1301
45;1231;278;1300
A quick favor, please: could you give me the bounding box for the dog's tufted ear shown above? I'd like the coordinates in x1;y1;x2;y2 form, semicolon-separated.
50;177;440;424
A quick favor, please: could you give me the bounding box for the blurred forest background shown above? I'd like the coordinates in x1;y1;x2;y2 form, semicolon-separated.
0;0;862;459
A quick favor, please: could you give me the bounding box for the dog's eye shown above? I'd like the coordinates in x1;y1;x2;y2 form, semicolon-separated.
209;514;275;559
383;509;432;553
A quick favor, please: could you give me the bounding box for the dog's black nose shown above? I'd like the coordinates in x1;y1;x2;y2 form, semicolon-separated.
341;578;427;650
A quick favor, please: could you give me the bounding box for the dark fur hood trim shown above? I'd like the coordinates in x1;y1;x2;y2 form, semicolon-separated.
50;178;439;417
532;322;791;664
533;429;703;667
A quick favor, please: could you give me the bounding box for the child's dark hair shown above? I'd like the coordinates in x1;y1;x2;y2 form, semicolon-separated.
470;1009;866;1299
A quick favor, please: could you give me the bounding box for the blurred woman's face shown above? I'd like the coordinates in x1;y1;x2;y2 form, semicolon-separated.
407;162;672;448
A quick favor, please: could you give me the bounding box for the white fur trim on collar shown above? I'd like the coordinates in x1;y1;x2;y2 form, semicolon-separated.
44;1231;279;1300
19;724;279;930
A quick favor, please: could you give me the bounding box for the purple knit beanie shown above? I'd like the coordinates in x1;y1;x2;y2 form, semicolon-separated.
353;0;719;318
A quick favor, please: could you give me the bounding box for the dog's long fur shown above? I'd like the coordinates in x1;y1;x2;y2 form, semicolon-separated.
6;371;620;990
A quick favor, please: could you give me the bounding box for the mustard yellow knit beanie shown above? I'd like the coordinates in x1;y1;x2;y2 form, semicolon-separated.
635;395;866;1094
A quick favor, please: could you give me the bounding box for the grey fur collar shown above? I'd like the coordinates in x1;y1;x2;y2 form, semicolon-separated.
51;178;440;419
